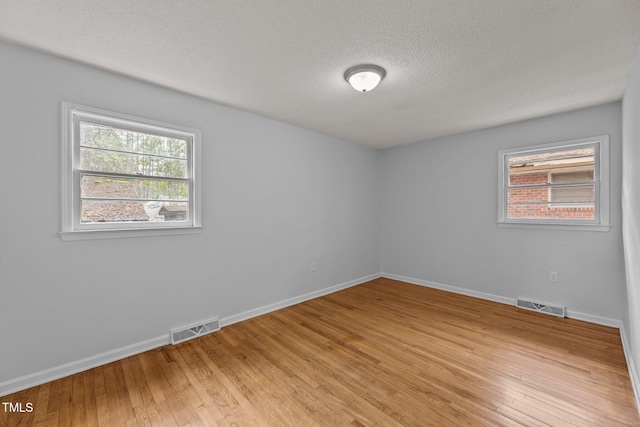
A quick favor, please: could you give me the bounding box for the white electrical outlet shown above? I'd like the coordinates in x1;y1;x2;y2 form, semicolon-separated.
549;271;558;283
310;261;317;272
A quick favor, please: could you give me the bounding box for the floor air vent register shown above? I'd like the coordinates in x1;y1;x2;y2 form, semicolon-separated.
516;298;565;318
171;317;220;344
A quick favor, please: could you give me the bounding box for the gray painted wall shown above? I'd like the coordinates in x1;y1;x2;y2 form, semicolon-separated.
380;103;627;321
0;42;380;384
622;39;640;395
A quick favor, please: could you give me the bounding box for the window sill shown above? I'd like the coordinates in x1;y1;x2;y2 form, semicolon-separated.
497;222;611;232
59;226;202;241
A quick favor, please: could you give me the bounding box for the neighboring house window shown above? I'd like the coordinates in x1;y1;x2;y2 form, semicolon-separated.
497;135;610;230
548;169;595;206
60;103;201;240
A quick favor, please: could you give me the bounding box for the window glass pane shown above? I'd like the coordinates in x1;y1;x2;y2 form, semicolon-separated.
549;184;594;203
81;200;189;223
508;171;549;187
507;187;548;205
507;202;594;221
550;170;594;184
81;175;188;201
80;147;187;178
80;122;187;159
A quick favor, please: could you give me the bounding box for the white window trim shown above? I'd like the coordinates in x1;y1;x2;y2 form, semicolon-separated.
497;135;611;232
60;102;202;241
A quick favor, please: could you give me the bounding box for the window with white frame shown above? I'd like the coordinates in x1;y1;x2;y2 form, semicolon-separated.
60;103;201;240
497;135;610;230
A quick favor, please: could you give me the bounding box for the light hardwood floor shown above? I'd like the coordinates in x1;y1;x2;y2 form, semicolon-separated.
2;278;638;426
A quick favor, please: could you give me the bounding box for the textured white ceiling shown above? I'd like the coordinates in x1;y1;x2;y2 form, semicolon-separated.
1;1;640;148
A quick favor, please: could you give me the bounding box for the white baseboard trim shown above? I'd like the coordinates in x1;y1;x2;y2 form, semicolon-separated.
220;273;381;327
381;273;515;306
381;273;623;327
0;335;169;398
0;272;380;398
620;324;640;413
564;310;622;328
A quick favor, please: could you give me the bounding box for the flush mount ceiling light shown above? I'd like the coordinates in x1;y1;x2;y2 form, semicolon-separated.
344;64;386;92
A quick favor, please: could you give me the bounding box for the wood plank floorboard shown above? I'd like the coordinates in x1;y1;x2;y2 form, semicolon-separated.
2;278;638;426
